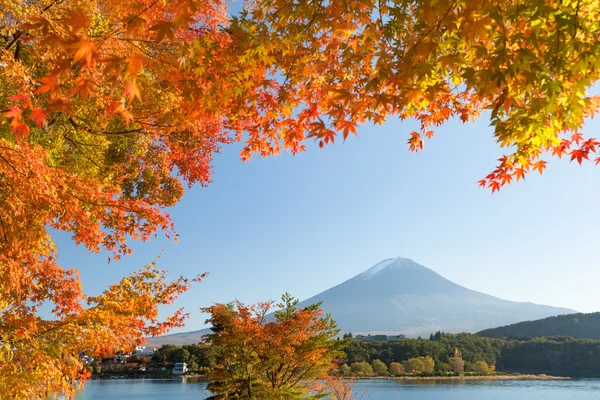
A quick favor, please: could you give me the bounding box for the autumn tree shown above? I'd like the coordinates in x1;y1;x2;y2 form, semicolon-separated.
403;356;435;375
449;348;465;373
1;0;230;395
233;0;600;190
388;362;405;377
309;375;364;400
202;294;343;400
0;263;203;398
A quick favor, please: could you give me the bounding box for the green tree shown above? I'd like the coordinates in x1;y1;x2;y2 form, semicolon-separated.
371;359;388;376
389;362;405;377
473;361;493;375
403;357;435;374
339;364;352;376
350;362;374;376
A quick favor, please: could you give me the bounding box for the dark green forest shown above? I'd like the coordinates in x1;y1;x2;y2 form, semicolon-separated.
478;312;600;340
342;333;600;377
102;333;600;378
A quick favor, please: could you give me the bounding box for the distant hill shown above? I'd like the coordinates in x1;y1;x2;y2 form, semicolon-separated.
477;312;600;339
294;257;575;336
145;328;211;347
146;257;575;345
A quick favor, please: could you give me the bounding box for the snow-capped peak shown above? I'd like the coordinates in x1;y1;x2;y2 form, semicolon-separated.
361;257;411;279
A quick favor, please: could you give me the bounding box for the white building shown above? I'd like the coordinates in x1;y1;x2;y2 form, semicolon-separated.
173;362;188;375
133;346;157;357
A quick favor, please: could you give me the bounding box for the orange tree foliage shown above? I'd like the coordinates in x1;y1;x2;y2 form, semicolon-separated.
1;0;224;395
229;0;600;191
202;294;343;399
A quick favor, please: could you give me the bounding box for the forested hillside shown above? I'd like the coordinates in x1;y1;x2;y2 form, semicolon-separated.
341;333;600;377
478;313;600;340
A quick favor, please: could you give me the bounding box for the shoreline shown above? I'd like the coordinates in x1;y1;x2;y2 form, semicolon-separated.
351;374;571;381
92;373;570;381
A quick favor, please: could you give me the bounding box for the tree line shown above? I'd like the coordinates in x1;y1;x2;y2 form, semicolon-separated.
341;332;600;377
136;331;600;380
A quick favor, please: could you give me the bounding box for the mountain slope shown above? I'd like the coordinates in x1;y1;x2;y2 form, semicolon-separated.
146;257;576;345
477;312;600;339
295;257;575;336
146;328;212;346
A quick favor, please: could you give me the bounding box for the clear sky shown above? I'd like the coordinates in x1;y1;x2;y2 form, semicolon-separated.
52;110;600;333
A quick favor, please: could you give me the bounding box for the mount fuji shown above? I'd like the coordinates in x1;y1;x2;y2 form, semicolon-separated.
295;257;574;336
146;257;574;345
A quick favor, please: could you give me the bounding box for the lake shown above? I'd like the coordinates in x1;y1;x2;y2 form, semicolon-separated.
76;378;600;399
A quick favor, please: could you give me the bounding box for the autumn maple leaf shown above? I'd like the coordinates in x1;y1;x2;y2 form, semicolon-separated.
4;106;23;120
335;119;357;140
30;108;47;127
35;76;57;94
11;121;30;140
125;55;144;77
149;21;175;42
570;149;589;165
533;160;547;174
123;15;147;35
8;93;32;108
123;81;141;104
71;77;94;100
513;168;526;181
570;132;584;145
71;40;97;66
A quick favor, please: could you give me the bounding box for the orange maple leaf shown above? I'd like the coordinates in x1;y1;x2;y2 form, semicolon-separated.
35;76;57;94
335;119;357;140
30;108;47;127
570;132;584;145
124;81;141;104
125;55;144;77
11;121;30;140
533;160;547;174
71;40;97;66
4;106;23;120
149;21;175;42
513;168;526;181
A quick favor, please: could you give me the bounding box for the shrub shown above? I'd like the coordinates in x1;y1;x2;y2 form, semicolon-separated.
371;359;388;375
403;357;435;374
350;361;374;376
339;364;352;376
389;362;405;376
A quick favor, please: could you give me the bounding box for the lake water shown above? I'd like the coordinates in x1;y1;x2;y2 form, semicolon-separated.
76;378;600;399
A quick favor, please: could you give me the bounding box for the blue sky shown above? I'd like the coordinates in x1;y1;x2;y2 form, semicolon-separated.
53;112;600;333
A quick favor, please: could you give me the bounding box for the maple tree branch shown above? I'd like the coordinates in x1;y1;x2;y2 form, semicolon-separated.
119;38;177;67
573;0;581;38
0;151;26;176
63;135;102;168
5;31;24;50
280;12;321;92
0;216;9;246
41;0;65;13
69;116;144;136
110;0;160;37
405;3;454;56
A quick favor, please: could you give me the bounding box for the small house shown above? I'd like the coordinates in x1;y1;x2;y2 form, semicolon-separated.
173;362;188;375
